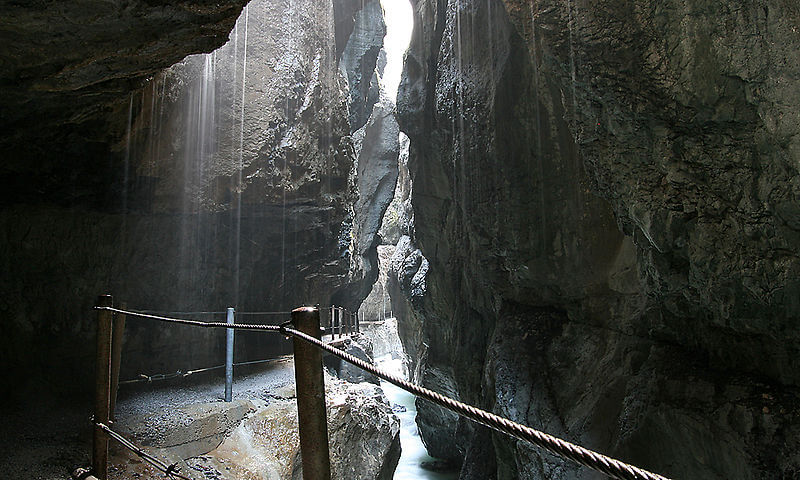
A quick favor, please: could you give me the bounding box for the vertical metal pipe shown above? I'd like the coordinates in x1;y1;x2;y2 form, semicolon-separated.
93;295;113;480
225;307;234;402
333;306;338;340
291;307;331;480
109;302;126;420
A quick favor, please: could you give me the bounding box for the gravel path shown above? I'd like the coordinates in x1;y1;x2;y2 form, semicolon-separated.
115;356;295;419
2;357;297;479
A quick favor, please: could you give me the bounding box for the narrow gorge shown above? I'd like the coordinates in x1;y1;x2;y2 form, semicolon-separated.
1;1;799;479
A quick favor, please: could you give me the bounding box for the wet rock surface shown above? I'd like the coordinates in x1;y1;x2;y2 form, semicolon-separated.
359;245;397;322
339;0;386;133
109;358;400;480
393;0;800;478
339;94;401;308
0;0;248;207
0;0;371;398
331;338;382;385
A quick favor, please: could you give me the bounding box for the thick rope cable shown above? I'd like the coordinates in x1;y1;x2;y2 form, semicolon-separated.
119;357;286;385
137;310;227;316
97;306;671;480
234;311;291;316
281;326;671;480
96;423;192;480
95;307;282;332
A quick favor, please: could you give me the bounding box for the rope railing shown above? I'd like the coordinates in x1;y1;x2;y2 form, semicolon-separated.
119;357;284;385
282;325;670;480
136;310;228;316
94;305;672;480
108;306;355;393
98;307;283;331
95;423;192;480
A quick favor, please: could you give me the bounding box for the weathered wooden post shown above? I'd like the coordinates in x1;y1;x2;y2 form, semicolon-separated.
225;307;235;402
93;295;113;480
291;306;331;480
109;302;125;420
339;306;346;336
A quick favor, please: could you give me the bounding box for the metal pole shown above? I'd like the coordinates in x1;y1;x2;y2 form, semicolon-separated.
333;306;338;340
291;307;331;480
110;302;126;420
225;307;234;402
93;295;113;480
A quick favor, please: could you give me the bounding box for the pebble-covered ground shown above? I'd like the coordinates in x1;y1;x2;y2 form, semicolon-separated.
2;357;295;479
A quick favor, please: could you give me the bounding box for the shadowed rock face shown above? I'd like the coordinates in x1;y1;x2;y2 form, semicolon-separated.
0;0;249;207
0;0;385;398
332;0;402;311
395;0;800;478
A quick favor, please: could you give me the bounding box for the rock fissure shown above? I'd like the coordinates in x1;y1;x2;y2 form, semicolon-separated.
2;0;800;478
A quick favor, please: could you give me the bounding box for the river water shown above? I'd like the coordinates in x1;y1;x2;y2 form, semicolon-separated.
378;358;459;480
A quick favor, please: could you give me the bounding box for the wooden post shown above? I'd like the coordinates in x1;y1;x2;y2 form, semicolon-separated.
291;307;331;480
225;307;234;402
93;295;113;480
110;302;125;420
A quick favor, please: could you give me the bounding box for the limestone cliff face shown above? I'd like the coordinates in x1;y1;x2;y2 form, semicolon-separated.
339;0;387;133
0;0;248;207
395;0;800;478
0;0;374;396
335;0;401;310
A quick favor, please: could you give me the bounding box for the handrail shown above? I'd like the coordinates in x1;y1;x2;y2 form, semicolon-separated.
92;303;672;480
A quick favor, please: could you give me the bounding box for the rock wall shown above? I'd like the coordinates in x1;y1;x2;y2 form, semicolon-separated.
335;0;402;309
113;372;401;480
340;96;401;308
0;0;248;208
360;245;396;322
394;0;800;478
0;0;385;398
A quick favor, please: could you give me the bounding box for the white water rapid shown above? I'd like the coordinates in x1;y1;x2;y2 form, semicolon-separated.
377;357;459;480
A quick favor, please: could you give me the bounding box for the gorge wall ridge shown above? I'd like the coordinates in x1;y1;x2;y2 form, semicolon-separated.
393;0;800;478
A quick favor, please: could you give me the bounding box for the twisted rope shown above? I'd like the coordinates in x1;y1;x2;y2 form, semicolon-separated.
95;307;281;332
119;358;285;385
281;326;671;480
98;306;672;480
96;423;192;480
